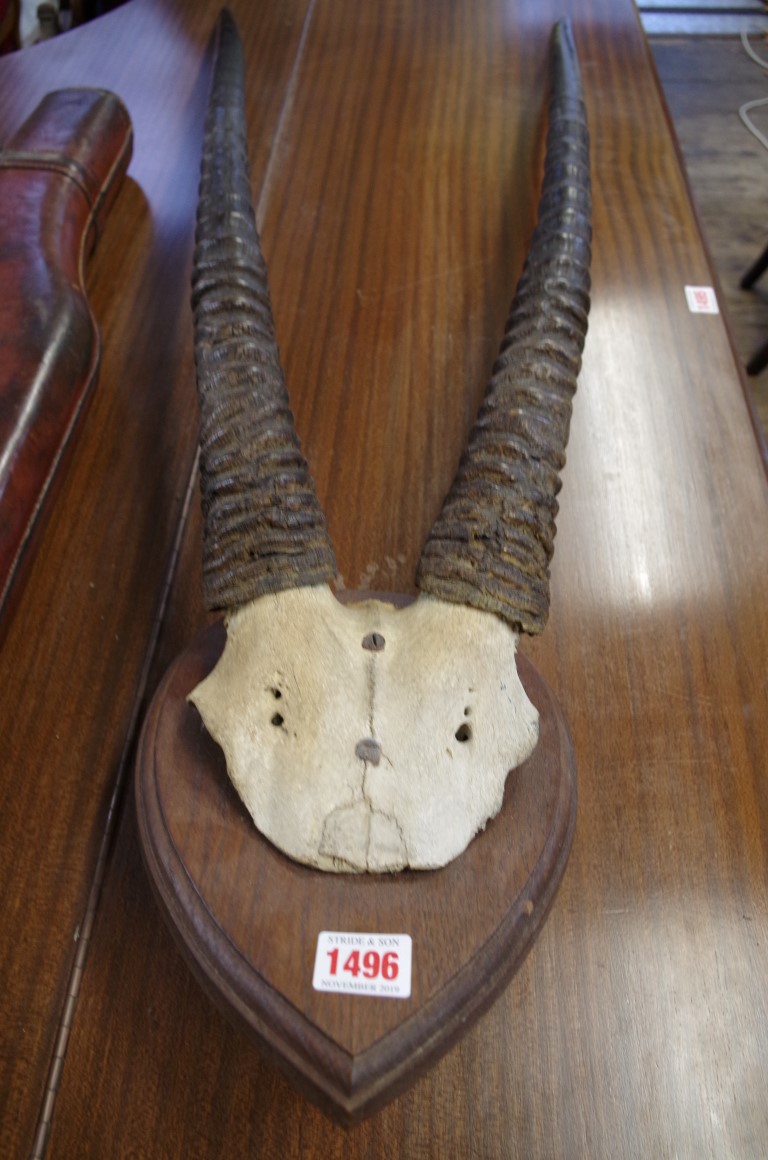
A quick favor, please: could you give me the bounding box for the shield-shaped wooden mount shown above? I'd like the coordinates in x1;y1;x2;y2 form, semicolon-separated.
134;604;576;1123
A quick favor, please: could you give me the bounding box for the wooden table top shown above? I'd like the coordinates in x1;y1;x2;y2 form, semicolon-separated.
1;0;767;1156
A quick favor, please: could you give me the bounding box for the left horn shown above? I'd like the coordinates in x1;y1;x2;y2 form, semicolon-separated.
416;20;592;635
192;9;337;614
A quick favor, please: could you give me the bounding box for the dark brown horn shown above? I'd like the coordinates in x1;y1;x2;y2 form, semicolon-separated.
416;20;592;635
192;9;336;613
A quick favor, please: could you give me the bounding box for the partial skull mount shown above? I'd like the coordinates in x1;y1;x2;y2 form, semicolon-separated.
188;14;591;875
189;586;539;872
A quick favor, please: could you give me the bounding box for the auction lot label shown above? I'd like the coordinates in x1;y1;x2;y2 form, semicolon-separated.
685;285;719;314
312;931;412;998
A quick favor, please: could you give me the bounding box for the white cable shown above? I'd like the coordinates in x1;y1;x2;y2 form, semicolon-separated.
740;31;768;153
741;29;768;72
740;97;768;152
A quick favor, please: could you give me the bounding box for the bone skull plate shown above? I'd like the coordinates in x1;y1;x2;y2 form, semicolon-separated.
190;587;539;871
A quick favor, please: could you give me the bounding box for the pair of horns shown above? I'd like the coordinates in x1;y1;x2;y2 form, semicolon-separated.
192;9;591;635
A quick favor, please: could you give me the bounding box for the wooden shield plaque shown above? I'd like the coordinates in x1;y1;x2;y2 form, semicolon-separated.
135;618;576;1122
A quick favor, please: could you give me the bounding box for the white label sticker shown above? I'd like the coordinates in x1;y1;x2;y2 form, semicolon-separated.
312;931;412;998
685;285;719;314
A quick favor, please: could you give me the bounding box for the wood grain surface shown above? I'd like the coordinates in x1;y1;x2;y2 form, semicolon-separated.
1;0;767;1157
652;35;768;442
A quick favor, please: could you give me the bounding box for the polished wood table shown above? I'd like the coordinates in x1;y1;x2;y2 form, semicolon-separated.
2;1;767;1156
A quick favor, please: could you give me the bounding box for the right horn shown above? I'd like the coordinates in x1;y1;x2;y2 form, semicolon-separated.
192;9;336;615
416;20;592;636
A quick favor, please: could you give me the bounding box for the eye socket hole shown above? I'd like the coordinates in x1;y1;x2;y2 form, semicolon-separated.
271;713;285;727
455;723;471;743
270;687;282;699
362;632;385;652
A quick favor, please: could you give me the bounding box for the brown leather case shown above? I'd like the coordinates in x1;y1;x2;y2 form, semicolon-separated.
0;88;133;631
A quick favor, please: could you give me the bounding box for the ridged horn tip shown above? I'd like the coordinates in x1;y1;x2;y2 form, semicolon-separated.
416;19;592;635
192;9;337;613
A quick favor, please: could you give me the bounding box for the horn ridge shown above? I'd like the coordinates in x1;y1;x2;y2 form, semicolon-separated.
192;9;336;613
416;19;592;634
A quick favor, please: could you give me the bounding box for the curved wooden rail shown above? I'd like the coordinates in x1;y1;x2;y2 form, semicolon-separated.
0;88;132;631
